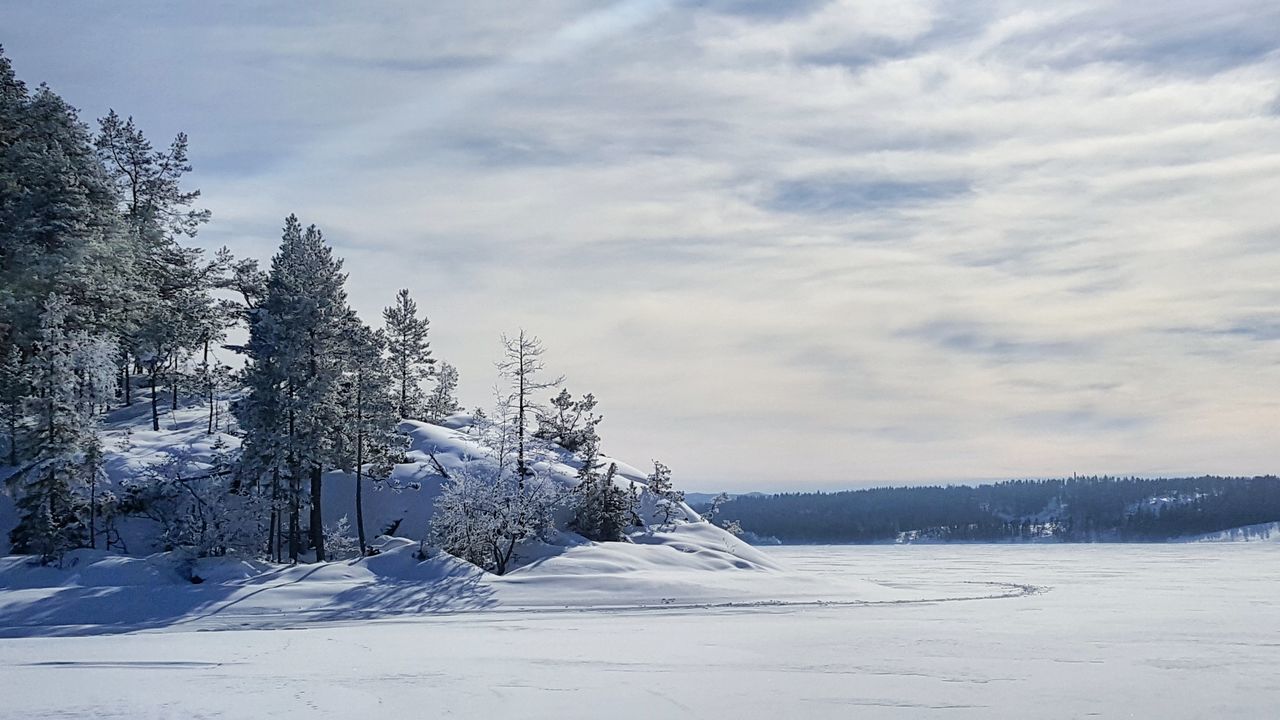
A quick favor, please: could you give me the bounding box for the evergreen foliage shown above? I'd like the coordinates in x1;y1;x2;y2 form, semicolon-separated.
646;460;686;527
422;361;462;421
714;476;1280;543
535;389;601;452
7;295;97;561
337;322;407;554
234;216;355;562
382;288;434;419
572;430;634;542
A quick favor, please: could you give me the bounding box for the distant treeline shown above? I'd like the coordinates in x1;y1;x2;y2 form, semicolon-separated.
714;476;1280;543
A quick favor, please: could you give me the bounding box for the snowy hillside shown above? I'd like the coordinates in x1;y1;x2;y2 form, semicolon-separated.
337;415;704;544
0;394;805;636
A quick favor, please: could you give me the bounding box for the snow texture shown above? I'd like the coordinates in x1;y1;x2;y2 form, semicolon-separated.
0;544;1277;718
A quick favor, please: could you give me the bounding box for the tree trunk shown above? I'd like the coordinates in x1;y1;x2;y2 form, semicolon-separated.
355;451;366;556
123;354;132;406
149;362;159;431
355;378;366;555
288;470;300;563
204;339;214;434
516;342;526;485
287;384;299;563
400;367;407;419
88;469;97;550
268;466;280;563
170;355;179;412
310;465;325;562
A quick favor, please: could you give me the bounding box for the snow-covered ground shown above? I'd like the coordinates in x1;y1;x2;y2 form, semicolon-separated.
1;543;1276;718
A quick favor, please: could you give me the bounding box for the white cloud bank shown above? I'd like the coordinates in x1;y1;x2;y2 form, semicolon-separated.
4;0;1278;488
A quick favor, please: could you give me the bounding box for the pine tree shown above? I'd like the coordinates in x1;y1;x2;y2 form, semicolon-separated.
0;50;135;354
569;416;633;542
95;109;217;424
8;295;91;562
339;321;405;554
0;342;28;466
573;457;632;543
422;361;462;422
647;460;685;527
235;215;351;562
382;288;434;419
535;389;601;452
496;330;562;482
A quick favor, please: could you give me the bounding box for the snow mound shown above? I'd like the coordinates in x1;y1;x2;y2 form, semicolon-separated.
516;523;780;576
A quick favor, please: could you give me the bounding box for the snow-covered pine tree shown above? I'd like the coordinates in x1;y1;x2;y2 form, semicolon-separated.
535;389;601;452
0;342;28;466
0;49;135;356
573;458;632;543
569;420;633;542
232;290;289;560
95;109;219;426
647;460;685;527
496;330;562;481
422;360;462;422
382;288;434;419
8;295;92;562
235;215;351;562
339;321;406;554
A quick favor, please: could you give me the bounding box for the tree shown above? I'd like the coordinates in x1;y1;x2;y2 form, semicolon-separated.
0;50;135;355
119;446;266;558
382;288;434;418
7;295;93;562
647;460;686;527
339;322;406;554
422;361;462;422
235;215;351;562
0;342;28;466
495;330;562;482
570;424;633;543
95;109;217;425
429;461;557;575
573;459;634;543
535;389;601;452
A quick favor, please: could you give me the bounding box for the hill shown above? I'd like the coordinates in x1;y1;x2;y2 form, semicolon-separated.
714;476;1280;544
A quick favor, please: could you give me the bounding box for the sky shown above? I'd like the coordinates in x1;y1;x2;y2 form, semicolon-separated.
3;1;1279;491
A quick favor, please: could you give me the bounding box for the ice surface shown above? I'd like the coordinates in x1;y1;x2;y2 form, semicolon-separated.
1;544;1277;718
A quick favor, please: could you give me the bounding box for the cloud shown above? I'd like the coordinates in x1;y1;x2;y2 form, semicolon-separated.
2;0;1278;489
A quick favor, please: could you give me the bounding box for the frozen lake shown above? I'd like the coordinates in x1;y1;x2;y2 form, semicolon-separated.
1;543;1276;718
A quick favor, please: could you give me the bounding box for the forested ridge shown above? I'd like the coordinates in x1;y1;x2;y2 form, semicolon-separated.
716;476;1280;543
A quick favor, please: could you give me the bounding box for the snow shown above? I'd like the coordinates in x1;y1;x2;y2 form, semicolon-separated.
1;544;1277;718
4;401;1279;716
1;403;701;559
